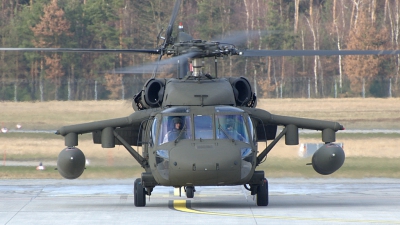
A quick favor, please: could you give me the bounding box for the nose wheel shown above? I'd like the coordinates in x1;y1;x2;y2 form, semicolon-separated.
185;186;195;198
134;178;146;207
256;178;269;206
245;177;269;206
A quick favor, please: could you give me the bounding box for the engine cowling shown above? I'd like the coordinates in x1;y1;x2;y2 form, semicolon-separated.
229;77;252;106
132;79;165;111
57;147;86;179
311;143;345;175
228;77;257;107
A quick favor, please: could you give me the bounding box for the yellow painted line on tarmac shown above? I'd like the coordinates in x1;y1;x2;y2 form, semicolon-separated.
172;200;400;224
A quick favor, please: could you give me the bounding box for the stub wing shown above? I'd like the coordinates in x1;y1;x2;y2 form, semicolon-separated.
243;108;345;174
55;109;154;147
55;109;156;177
244;107;344;141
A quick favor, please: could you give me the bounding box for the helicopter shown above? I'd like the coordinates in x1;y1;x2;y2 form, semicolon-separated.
2;0;400;207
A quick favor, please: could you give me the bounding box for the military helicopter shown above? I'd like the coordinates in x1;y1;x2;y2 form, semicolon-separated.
2;0;400;207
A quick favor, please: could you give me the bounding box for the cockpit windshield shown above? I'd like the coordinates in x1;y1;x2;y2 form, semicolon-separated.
156;107;251;145
158;115;192;145
194;115;213;139
215;114;250;143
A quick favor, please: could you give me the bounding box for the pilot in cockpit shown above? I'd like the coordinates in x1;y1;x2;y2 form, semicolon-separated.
220;119;245;141
163;117;185;142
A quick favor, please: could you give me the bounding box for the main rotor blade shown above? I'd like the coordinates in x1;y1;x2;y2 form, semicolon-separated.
112;52;198;74
151;51;166;78
240;49;400;57
0;47;160;54
154;0;181;77
213;30;272;46
164;0;181;47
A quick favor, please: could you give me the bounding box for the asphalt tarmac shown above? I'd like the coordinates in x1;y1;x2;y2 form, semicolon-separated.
1;178;400;225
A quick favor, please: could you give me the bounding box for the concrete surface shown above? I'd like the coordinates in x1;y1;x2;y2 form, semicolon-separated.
1;178;400;224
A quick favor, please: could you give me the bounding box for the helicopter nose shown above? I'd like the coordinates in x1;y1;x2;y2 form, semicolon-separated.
168;142;244;185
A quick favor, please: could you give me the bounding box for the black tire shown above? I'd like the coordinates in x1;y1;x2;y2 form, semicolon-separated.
256;178;269;206
134;178;146;207
186;186;194;198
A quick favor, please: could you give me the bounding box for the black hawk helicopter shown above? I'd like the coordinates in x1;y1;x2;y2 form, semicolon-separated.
2;0;400;207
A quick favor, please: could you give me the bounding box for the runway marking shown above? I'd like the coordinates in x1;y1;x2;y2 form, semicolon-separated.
172;200;400;224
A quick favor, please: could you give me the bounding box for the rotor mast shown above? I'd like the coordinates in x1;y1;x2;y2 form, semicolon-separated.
192;58;204;77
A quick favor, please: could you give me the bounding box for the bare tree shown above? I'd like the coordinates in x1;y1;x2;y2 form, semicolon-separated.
294;0;300;33
385;0;400;93
333;0;348;90
31;0;71;100
305;0;321;96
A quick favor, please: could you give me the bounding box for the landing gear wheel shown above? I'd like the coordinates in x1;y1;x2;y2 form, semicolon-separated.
134;178;146;207
256;178;269;206
186;186;195;198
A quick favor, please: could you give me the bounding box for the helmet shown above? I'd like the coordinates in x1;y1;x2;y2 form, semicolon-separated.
172;117;182;124
226;119;234;128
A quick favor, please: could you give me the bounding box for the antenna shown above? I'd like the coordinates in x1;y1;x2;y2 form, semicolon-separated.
214;56;218;78
177;59;180;79
156;28;164;47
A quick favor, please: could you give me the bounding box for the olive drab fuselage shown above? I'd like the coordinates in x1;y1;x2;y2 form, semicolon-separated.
56;75;344;187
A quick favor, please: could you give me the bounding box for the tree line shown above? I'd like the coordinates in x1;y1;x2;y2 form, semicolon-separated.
0;0;399;101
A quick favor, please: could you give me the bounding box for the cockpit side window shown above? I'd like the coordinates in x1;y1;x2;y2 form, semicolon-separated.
215;114;250;143
194;115;213;139
247;116;256;145
150;118;158;146
158;115;192;145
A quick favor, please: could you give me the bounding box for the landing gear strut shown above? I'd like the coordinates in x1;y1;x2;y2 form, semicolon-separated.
134;178;146;207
